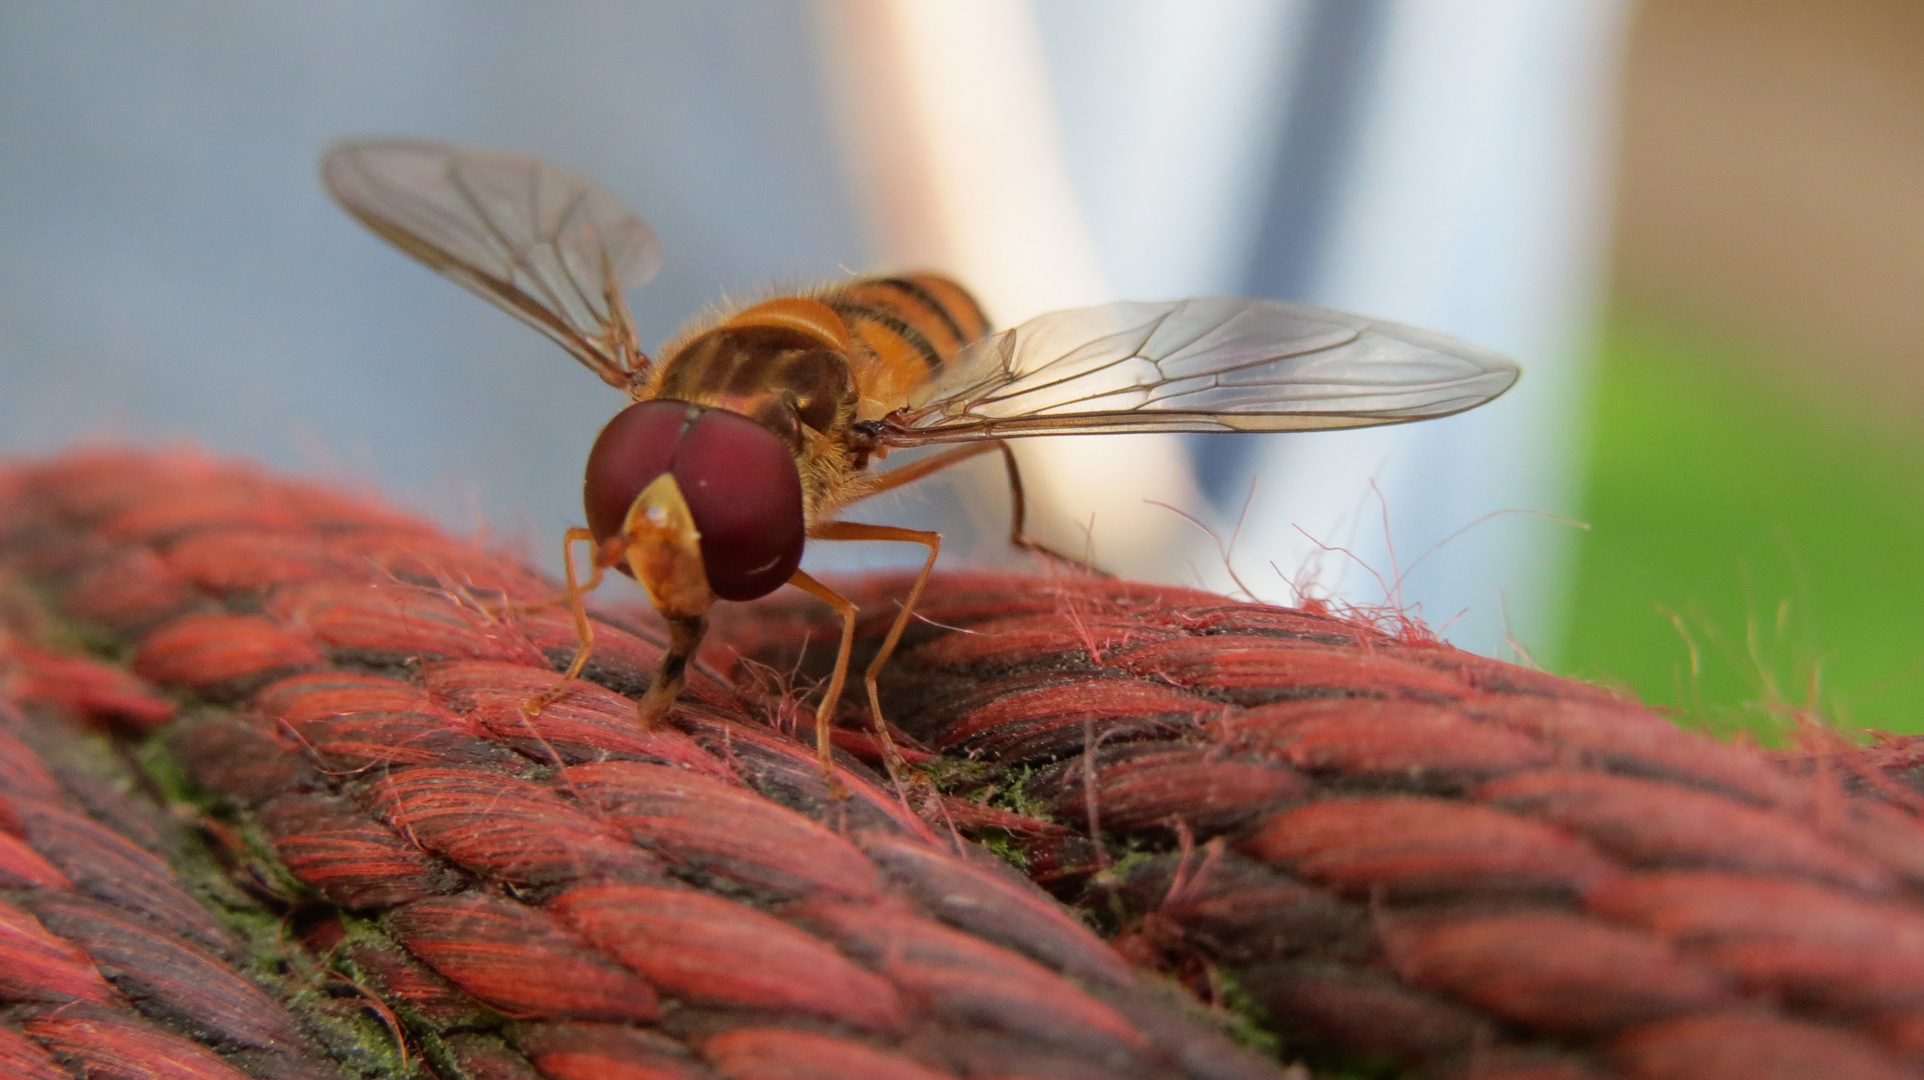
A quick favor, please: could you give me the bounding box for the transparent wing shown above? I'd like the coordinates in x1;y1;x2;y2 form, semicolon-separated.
874;298;1521;444
322;138;662;389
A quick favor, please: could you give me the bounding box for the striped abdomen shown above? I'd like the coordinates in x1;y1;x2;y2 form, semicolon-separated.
818;275;991;417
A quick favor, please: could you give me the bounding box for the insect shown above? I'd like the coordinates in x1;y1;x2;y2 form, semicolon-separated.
322;137;1520;776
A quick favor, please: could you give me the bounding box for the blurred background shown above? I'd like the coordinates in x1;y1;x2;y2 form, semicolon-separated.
0;1;1917;736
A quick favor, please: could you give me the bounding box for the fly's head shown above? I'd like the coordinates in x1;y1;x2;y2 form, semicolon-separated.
583;401;806;616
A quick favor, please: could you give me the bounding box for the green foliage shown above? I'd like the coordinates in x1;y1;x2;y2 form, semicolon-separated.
917;755;996;791
1211;969;1284;1060
922;761;1045;870
972;828;1031;869
1559;312;1924;739
981;763;1049;819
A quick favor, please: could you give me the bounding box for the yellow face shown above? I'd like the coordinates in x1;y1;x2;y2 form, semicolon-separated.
621;473;714;619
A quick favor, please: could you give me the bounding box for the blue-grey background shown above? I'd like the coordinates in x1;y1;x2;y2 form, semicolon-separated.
0;2;1628;661
0;5;866;556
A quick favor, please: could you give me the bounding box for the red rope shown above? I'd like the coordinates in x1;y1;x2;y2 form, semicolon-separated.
1;447;1921;1080
0;449;1275;1080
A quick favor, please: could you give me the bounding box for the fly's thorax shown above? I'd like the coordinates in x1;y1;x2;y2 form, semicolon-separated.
652;320;858;456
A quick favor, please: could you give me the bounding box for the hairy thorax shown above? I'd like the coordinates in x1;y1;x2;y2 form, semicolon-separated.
649;324;861;523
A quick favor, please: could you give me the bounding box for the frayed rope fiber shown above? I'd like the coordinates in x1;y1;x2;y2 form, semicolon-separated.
1;448;1921;1080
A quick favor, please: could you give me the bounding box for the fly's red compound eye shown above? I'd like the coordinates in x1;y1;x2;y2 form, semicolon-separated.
581;400;805;601
672;408;805;601
582;400;692;545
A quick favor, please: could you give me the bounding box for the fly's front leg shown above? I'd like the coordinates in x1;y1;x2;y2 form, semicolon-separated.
807;521;941;777
524;527;622;717
521;529;706;731
503;529;623;618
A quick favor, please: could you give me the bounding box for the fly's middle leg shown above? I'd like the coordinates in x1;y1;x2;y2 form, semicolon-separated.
848;438;1105;574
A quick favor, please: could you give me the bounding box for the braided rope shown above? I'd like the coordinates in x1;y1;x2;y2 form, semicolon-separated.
722;569;1924;1079
2;448;1921;1079
0;449;1276;1080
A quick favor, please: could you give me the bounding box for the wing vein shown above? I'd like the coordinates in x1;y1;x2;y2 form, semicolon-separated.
887;298;1519;444
322;138;663;391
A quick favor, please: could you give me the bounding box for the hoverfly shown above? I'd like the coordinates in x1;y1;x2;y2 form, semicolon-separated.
322;138;1519;777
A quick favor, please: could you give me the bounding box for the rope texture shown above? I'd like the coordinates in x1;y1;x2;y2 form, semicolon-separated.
0;448;1921;1080
0;449;1277;1080
722;564;1924;1079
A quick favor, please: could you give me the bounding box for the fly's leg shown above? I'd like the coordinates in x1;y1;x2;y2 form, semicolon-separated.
994;441;1107;574
501;530;622;618
807;522;940;780
847;440;999;498
846;439;1103;573
772;441;1103;780
524;527;620;717
785;569;860;786
635;613;707;728
516;524;711;731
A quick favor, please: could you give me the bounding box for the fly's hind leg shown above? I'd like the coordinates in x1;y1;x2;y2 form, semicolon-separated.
846;439;1105;575
993;441;1108;574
